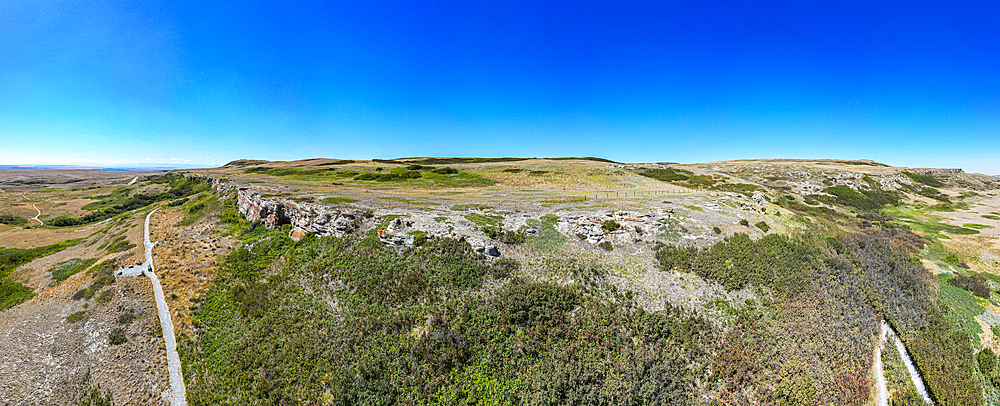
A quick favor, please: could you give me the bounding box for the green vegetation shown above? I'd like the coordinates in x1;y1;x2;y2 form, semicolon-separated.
95;288;114;305
754;221;770;232
66;310;87;323
321;197;358;205
947;272;989;298
1;239;82;310
938;274;985;348
636;167;692;182
482;226;526;244
526;214;567;252
464;212;504;228
49;258;99;282
656;234;812;296
316;160;356;166
982;214;1000;220
394;157;529;165
963;223;992;229
177;192;220;227
117;309;138;325
74;273;116;301
903;171;944;187
658;229;982;405
601;220;621;233
713;226;721;234
108;328;127;345
352;167;496;187
739;219;749;227
821;185;901;212
354;170;423;181
0;214;27;226
53;174;210;227
452;204;493;211
181;228;714;405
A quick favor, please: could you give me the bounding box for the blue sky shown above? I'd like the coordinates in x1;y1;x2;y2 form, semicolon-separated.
1;1;998;174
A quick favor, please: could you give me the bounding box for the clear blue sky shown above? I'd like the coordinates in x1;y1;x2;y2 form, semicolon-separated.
1;1;998;174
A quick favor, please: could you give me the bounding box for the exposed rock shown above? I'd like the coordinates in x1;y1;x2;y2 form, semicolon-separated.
485;246;500;257
236;188;359;237
377;230;411;246
289;227;307;241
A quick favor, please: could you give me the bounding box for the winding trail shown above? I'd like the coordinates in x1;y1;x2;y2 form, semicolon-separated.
875;320;934;405
19;193;43;226
116;208;187;406
30;203;42;226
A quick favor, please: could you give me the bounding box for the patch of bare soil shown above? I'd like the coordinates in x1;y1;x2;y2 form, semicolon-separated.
0;268;170;404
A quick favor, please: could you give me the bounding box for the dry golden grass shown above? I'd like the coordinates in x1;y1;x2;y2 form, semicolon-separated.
147;206;231;336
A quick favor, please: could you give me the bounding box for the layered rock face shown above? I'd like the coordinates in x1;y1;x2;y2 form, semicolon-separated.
236;188;359;238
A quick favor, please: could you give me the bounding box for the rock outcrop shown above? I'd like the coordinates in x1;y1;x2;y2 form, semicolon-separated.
236;188;360;238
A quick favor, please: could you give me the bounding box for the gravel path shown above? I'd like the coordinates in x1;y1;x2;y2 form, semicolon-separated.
874;322;889;406
875;320;934;405
117;208;188;405
30;203;42;226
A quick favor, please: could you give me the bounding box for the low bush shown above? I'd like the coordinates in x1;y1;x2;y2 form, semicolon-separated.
636;168;692;182
482;226;526;244
948;273;990;298
602;220;621;233
66;310;86;323
979;348;997;375
655;233;813;296
95;288;114;305
755;221;770;232
903;171;944;187
431;167;459;174
0;214;26;226
108;328;127;345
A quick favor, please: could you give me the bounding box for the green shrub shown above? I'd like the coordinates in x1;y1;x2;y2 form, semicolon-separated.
66;310;86;323
740;219;749;227
321;197;358;205
0;214;27;226
117;309;137;325
713;226;722;234
602;220;621;233
431;167;458;175
482;226;526;244
948;273;990;298
822;185;901;211
598;240;613;251
979;348;997;375
903;171;944;187
755;221;770;233
636;168;692;182
464;212;504;228
95;288;114;305
108;328;127;345
49;258;98;282
655;233;812;296
167;198;189;207
501;281;580;326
